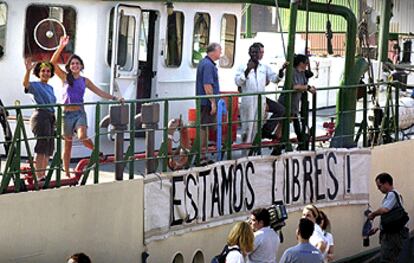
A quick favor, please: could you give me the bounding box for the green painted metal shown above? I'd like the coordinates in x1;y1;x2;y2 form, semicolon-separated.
226;96;233;160
257;94;262;154
18;111;38;190
94;103;101;183
245;4;252;38
14;119;21;193
129;102;136;178
311;93;316;151
362;84;368;147
162;100;169;172
377;0;393;64
300;92;309;150
394;85;399;141
55;106;62;187
0;81;399;194
81;104;102;185
331;56;368;147
124;102;137;177
191;98;201;166
281;0;299;152
0;120;19;193
0;109;38;192
249;94;263;156
196;98;202;165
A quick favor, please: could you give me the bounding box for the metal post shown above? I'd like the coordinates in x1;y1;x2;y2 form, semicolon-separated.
129;101;136;179
56;106;62;187
257;94;262;154
94;103;101;184
394;84;399;141
363;84;368;147
162;100;169;172
311;93;317;151
281;0;300;152
110;105;129;180
245;4;252;38
377;0;393;80
226;96;233;160
195;99;201;166
141;103;160;174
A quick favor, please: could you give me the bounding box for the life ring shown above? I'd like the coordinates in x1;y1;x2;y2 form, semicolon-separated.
34;18;66;51
167;118;191;171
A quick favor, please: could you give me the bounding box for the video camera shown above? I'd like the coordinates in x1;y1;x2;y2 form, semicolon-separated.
267;201;288;242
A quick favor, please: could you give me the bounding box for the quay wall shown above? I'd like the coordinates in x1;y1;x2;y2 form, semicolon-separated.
0;177;144;263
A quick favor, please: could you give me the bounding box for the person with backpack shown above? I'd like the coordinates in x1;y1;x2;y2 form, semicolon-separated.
212;221;254;263
368;172;409;263
226;221;254;263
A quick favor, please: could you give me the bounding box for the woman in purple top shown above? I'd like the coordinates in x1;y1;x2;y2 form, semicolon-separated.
51;36;124;178
23;58;56;180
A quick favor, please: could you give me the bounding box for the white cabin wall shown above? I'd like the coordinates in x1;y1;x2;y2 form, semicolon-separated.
70;1;114;156
0;0;117;156
0;0;112;109
0;0;245;157
147;3;242;147
0;0;34;109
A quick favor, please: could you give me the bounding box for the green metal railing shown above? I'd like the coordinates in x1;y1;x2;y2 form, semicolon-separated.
0;81;404;194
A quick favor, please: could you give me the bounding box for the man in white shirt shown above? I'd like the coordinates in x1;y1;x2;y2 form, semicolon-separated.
248;208;280;263
235;43;286;143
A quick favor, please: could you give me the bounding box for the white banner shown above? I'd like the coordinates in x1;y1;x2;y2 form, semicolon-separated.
144;148;370;241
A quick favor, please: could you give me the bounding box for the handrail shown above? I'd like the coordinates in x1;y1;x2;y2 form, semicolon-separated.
0;81;406;194
0;82;397;112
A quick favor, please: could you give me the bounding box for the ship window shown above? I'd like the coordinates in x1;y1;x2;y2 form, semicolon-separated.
0;3;7;59
192;12;210;66
24;5;76;63
165;11;184;67
139;12;149;63
219;14;237;68
117;15;136;71
107;8;137;71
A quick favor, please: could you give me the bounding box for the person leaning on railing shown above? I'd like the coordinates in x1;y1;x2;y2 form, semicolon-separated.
50;36;124;178
278;54;316;147
23;58;57;181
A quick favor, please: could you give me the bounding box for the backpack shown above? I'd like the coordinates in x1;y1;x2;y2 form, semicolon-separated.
381;191;409;233
211;245;240;263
